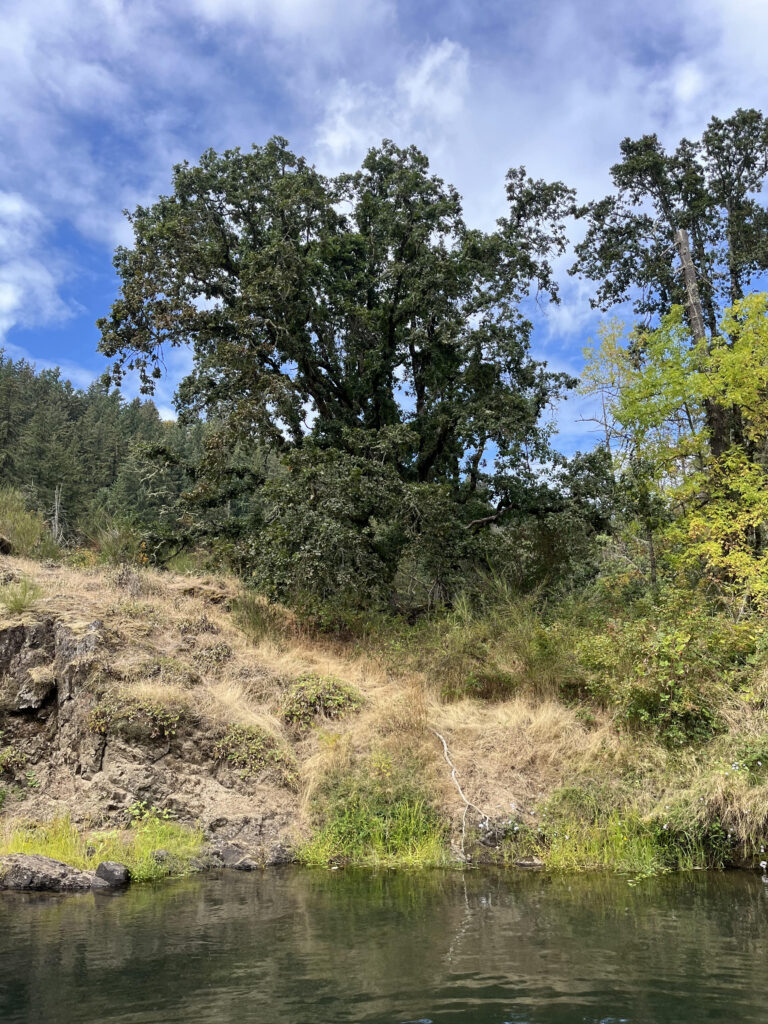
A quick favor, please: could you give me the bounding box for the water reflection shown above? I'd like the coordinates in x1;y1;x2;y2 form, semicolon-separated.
1;868;767;1023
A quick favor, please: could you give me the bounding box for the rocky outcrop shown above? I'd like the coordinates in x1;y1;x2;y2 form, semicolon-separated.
0;854;116;892
0;613;300;867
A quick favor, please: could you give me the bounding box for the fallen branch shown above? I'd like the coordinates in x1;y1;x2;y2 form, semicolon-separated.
429;727;492;857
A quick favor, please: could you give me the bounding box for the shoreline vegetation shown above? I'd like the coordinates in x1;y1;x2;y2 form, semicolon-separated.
2;548;768;885
4;108;768;886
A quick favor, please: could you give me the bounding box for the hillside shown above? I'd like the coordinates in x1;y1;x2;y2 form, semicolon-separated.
2;554;768;878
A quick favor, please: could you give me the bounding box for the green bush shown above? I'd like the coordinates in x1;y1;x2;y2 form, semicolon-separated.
282;674;363;729
576;604;753;746
0;487;59;559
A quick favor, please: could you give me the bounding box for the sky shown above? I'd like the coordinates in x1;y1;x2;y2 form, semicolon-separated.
1;0;767;450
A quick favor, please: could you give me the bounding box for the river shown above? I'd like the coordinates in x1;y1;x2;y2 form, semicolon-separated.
1;868;767;1023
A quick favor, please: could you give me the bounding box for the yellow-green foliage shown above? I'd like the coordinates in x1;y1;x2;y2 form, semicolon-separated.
213;724;298;788
0;487;60;559
577;595;755;746
300;753;448;867
282;673;363;729
582;296;768;613
0;812;203;882
0;578;42;615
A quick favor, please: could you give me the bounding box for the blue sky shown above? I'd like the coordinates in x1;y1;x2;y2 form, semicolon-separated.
1;0;767;450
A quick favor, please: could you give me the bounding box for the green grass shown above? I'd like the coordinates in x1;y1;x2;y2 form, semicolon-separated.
0;813;204;882
0;578;42;615
300;797;449;868
494;781;742;877
299;753;449;868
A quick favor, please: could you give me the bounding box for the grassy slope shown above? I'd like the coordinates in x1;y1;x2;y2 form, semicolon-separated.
2;556;768;875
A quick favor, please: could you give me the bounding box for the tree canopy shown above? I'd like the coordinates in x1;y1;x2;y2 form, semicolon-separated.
98;138;579;609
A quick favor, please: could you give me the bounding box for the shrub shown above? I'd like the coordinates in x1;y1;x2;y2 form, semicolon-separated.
213;724;297;788
87;515;146;565
576;604;752;746
282;673;363;729
0;578;42;616
0;487;59;559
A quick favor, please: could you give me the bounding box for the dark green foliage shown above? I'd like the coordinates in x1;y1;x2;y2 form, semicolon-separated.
281;674;363;729
99;137;578;610
212;724;297;788
571;108;768;327
0;351;184;548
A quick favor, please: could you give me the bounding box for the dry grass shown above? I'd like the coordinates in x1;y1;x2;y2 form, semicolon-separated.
7;553;768;863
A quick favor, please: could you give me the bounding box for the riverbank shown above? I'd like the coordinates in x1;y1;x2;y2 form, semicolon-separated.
2;554;768;877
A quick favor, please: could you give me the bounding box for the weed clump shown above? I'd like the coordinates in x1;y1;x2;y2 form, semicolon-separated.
0;745;25;776
0;578;42;616
193;640;232;668
213;724;298;788
89;692;189;740
282;673;363;730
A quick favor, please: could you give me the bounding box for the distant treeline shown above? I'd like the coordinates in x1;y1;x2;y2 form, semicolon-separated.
0;351;196;545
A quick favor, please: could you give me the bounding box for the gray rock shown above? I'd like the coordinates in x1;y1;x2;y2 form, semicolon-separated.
218;843;260;870
0;854;109;892
514;857;545;869
95;861;130;887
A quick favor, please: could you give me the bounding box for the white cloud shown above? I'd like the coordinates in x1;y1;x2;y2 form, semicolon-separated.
1;0;767;450
316;39;471;169
0;191;71;339
188;0;392;37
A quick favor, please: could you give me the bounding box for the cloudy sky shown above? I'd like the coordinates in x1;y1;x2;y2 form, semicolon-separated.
1;0;767;447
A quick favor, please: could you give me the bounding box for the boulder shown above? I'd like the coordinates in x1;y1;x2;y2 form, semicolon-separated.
218;843;260;871
95;861;130;887
0;854;110;892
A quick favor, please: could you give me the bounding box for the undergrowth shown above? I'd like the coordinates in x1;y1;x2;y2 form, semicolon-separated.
0;488;60;560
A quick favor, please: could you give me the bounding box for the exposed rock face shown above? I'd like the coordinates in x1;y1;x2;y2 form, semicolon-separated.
0;854;110;892
0;619;57;710
0;614;300;868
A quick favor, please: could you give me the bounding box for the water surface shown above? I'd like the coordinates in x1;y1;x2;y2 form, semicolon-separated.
1;868;767;1023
